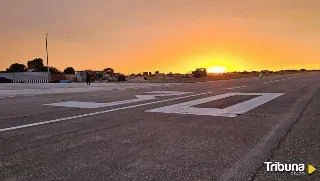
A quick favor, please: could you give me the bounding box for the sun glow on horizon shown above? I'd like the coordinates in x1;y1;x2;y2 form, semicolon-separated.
208;66;227;73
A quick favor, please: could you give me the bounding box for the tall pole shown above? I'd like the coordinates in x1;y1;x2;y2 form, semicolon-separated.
46;33;50;81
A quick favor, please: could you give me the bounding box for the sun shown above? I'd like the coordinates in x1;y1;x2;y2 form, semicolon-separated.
208;66;227;73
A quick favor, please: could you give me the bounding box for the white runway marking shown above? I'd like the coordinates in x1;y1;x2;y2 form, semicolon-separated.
0;92;211;132
146;92;284;117
226;86;247;90
44;91;193;108
262;76;300;84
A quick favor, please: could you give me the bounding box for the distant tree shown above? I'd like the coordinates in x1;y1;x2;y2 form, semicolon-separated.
27;58;45;71
192;68;207;78
36;65;61;73
117;74;126;82
202;68;207;76
96;73;103;79
49;67;62;73
155;71;160;75
300;69;306;71
39;66;61;73
6;63;26;72
63;67;75;74
103;68;114;74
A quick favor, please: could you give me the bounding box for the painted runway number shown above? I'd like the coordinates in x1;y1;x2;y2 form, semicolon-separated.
145;92;284;117
44;91;193;108
44;91;284;117
3;92;285;132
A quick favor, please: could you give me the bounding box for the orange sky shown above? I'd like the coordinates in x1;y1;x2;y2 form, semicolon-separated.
1;0;320;74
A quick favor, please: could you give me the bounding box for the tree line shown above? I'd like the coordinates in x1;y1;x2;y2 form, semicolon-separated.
4;58;117;75
4;58;76;74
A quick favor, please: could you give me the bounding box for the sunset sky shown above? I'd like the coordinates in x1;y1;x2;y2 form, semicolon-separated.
1;0;320;74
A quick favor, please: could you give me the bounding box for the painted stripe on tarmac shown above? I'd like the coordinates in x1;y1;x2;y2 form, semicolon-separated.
0;92;212;132
226;86;247;90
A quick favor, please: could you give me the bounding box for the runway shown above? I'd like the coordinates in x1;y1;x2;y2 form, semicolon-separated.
0;73;319;181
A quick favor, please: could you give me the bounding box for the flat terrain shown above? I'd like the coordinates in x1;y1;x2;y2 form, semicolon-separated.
130;72;306;83
0;73;319;181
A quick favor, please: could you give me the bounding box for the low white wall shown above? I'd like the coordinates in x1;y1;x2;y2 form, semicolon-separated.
0;72;50;82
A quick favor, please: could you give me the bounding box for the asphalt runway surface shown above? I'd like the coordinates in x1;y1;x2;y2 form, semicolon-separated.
0;73;319;181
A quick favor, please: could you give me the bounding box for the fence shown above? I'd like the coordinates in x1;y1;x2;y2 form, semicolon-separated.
0;72;50;83
11;79;50;83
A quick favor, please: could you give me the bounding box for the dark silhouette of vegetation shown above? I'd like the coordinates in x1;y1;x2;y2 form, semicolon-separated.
48;66;62;73
96;72;103;79
27;58;45;71
6;63;26;72
117;74;126;82
4;59;60;73
63;67;76;74
192;68;207;78
25;58;61;73
103;68;114;74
